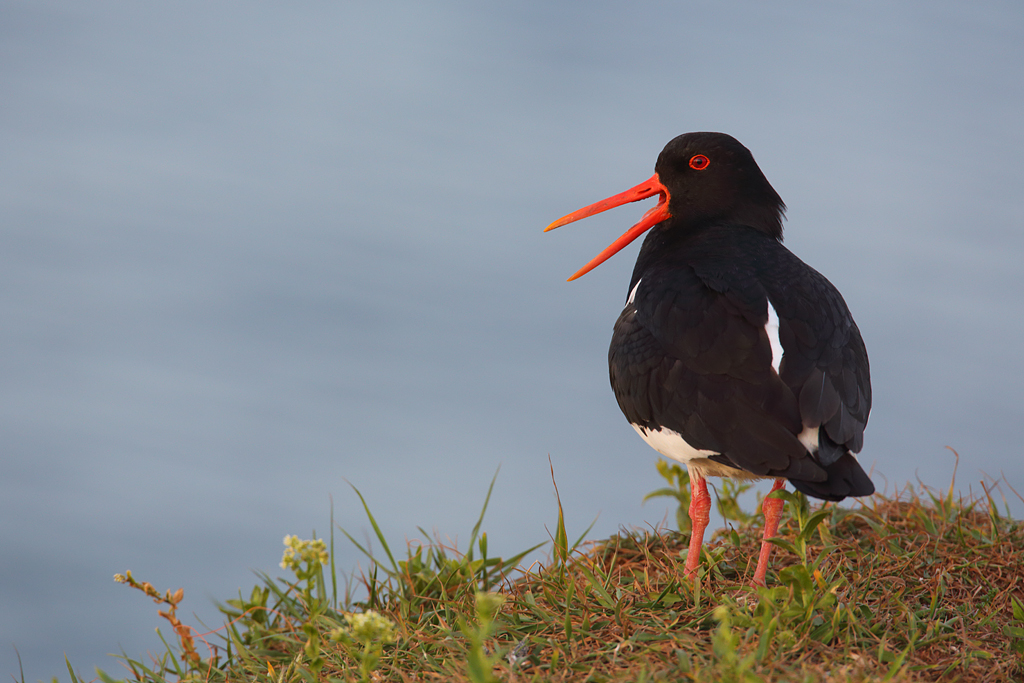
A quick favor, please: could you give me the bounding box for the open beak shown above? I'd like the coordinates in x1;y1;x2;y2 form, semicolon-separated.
545;173;670;281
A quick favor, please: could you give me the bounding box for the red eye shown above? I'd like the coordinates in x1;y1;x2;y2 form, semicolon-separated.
689;154;710;170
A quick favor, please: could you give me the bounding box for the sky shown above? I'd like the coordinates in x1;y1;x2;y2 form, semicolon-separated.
2;1;1023;679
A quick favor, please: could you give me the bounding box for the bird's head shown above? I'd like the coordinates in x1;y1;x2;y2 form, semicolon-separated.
545;132;785;281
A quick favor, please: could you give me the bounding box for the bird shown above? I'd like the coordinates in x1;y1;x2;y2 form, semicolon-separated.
545;132;873;586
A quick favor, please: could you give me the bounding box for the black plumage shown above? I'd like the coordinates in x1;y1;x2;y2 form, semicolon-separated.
612;221;873;501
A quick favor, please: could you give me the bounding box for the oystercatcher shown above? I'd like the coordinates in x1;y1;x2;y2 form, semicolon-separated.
545;132;873;586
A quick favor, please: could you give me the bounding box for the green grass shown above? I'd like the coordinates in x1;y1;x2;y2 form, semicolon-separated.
83;463;1023;683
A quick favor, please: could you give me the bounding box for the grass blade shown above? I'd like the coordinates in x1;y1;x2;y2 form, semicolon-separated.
344;481;399;574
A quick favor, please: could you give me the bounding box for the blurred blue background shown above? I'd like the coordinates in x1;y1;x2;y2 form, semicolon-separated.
2;1;1022;679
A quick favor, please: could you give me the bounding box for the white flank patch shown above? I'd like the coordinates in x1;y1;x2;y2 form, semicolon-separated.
765;300;783;373
627;278;642;305
632;423;717;463
798;425;819;454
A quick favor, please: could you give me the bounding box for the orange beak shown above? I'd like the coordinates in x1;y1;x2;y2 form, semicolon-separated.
545;173;671;281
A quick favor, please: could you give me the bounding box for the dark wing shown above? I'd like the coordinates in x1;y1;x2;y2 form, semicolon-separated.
610;260;822;481
762;251;873;499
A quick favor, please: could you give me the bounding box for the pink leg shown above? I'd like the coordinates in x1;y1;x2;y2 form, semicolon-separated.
752;478;786;586
684;468;711;578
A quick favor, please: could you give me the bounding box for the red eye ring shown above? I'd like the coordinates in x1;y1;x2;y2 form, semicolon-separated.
689;154;710;170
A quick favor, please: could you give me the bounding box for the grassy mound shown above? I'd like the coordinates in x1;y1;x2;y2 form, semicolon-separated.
92;466;1023;683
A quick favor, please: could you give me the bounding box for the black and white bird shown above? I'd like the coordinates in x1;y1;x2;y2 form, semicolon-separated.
545;132;874;585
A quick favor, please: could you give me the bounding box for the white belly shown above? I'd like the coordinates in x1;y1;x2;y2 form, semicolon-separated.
632;422;823;477
631;423;717;463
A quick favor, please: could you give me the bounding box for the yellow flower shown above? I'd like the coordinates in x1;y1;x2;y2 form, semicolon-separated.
280;536;329;571
334;610;397;645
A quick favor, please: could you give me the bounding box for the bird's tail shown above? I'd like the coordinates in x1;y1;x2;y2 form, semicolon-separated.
789;452;874;502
